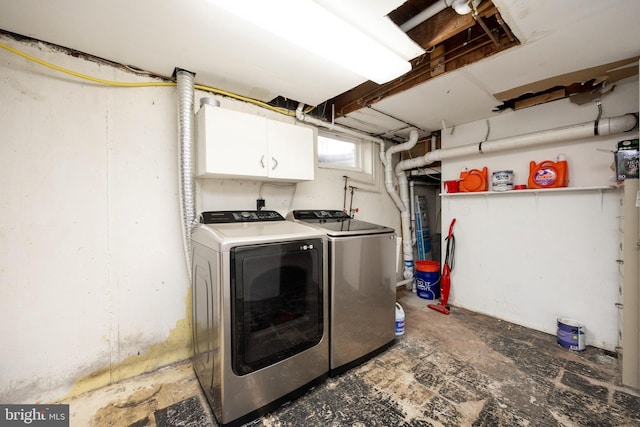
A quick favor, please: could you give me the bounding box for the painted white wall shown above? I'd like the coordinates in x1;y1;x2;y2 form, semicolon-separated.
0;35;191;403
440;78;639;351
0;35;401;403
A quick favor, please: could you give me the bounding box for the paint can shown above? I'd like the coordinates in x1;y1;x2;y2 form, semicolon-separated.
492;170;514;191
415;260;440;300
557;318;586;351
395;303;405;336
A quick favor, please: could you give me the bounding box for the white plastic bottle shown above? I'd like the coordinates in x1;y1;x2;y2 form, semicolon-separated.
395;303;405;336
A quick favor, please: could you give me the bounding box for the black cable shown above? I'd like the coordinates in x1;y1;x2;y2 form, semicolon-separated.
445;235;455;272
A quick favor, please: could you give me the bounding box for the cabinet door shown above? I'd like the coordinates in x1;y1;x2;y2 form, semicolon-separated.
196;105;268;178
267;120;314;181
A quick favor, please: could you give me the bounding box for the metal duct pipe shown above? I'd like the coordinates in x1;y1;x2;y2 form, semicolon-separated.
176;69;196;276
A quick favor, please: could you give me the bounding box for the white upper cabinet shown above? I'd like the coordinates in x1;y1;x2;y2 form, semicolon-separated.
196;105;314;182
266;119;314;181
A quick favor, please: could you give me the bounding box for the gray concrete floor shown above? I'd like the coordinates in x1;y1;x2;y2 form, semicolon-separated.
63;289;640;426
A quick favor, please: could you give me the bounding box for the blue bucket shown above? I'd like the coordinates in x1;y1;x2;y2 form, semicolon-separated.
415;261;440;300
557;318;585;351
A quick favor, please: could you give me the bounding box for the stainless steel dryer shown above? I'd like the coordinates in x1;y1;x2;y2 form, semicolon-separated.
191;210;328;427
288;210;396;376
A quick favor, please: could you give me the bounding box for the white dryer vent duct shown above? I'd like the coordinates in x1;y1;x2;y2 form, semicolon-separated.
389;114;638;284
176;69;196;276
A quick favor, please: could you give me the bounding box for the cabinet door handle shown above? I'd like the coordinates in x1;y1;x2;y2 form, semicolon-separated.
260;155;265;168
616;259;624;264
271;157;278;170
615;302;623;309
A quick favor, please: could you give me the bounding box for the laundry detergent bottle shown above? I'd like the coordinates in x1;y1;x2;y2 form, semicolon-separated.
459;167;488;192
528;155;568;189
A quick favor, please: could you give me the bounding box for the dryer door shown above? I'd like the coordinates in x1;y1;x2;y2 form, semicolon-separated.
230;238;324;375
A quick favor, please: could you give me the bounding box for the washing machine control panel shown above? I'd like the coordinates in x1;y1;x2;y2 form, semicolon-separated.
200;210;285;223
292;210;351;220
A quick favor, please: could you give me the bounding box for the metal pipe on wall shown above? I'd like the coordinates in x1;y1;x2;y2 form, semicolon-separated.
176;69;196;276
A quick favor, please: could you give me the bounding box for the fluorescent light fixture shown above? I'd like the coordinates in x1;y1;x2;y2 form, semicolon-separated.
210;0;412;84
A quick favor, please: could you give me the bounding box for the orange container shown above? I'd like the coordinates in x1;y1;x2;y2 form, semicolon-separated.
459;167;488;192
415;260;440;273
528;160;568;189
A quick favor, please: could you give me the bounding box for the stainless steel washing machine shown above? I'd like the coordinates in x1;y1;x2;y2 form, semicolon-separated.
287;210;396;376
191;210;328;427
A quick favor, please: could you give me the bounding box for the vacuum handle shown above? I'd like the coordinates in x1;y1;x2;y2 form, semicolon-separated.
447;218;456;239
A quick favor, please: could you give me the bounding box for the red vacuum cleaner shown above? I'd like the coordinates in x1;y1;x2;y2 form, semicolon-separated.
428;218;456;315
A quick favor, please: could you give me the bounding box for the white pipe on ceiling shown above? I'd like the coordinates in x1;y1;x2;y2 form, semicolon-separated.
400;1;448;32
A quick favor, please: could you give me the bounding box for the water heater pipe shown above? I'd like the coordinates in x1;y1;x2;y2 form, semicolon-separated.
177;69;196;276
390;114;637;284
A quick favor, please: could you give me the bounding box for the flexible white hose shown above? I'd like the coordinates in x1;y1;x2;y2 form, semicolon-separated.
177;70;196;276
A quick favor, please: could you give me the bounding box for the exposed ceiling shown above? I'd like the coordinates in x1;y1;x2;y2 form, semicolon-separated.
0;0;639;143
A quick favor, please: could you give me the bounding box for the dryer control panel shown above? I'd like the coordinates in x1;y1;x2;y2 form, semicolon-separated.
200;210;284;223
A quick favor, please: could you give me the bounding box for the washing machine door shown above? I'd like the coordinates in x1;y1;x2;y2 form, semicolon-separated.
230;238;324;375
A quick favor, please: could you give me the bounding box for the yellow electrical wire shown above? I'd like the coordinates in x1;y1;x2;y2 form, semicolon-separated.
0;41;175;88
0;40;316;116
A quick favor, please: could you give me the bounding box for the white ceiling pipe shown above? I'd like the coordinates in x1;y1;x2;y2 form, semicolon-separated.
384;129;419;212
398;114;638;171
400;1;449;32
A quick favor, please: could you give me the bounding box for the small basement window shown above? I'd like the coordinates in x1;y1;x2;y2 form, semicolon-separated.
317;131;377;188
318;133;359;169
